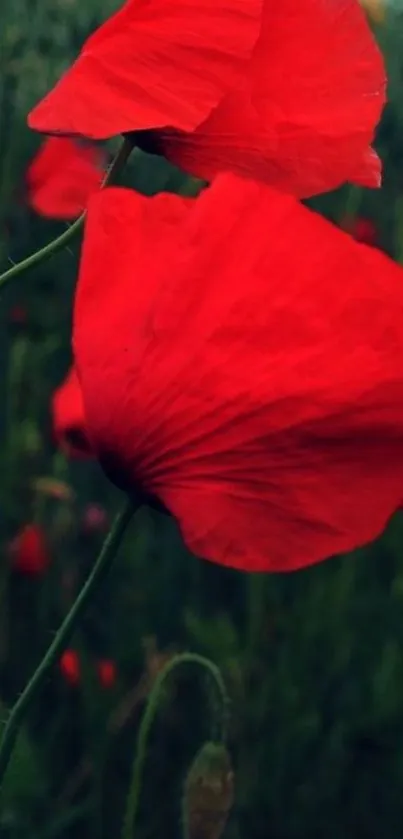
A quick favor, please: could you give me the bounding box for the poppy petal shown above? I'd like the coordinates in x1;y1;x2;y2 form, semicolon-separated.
28;0;262;139
72;186;191;485
160;0;386;195
74;175;403;572
52;367;93;458
26;137;105;219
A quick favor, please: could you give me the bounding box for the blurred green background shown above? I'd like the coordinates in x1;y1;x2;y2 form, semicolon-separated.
2;2;403;837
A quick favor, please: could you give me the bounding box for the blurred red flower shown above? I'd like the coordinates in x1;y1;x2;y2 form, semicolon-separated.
82;504;109;533
59;649;80;685
9;523;50;575
52;367;93;459
26;137;105;219
28;0;385;197
340;216;378;247
74;174;403;573
97;659;117;688
9;305;28;326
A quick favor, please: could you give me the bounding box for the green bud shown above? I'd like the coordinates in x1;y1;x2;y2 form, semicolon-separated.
182;741;234;839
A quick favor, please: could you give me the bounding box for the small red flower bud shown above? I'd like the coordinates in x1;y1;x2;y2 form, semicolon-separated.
9;524;50;575
340;215;378;247
97;659;116;688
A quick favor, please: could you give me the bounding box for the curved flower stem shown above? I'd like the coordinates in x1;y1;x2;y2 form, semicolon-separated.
0;498;136;787
122;652;230;839
0;136;133;293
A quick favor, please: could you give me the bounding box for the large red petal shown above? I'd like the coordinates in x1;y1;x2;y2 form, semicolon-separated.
27;137;104;219
52;367;93;458
28;0;262;139
74;175;403;572
160;0;386;196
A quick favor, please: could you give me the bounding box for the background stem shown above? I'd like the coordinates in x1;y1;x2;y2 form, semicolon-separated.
0;498;135;787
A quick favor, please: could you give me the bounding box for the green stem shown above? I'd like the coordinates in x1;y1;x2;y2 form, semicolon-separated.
338;184;362;228
122;652;229;839
0;498;135;787
0;136;133;293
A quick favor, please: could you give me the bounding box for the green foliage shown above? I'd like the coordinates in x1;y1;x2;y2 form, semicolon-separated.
0;711;47;808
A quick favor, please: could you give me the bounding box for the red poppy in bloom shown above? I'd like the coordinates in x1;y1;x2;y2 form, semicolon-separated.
97;659;117;688
28;0;385;197
52;367;93;458
9;523;50;575
73;174;403;573
26;137;105;219
59;649;80;685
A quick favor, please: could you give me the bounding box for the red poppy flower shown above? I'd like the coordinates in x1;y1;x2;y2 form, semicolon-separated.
97;659;117;688
26;137;105;219
73;174;403;573
52;367;93;458
28;0;385;197
9;523;50;575
59;649;80;685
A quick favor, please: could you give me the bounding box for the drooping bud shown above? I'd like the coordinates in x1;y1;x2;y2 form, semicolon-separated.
359;0;385;24
182;742;234;839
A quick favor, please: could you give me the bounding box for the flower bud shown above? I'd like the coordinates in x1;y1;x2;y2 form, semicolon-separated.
182;742;234;839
